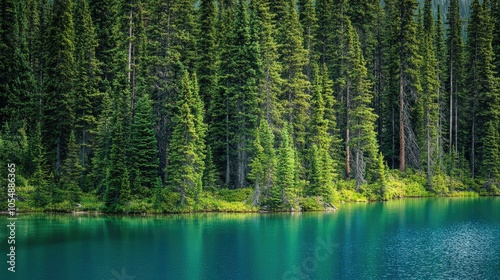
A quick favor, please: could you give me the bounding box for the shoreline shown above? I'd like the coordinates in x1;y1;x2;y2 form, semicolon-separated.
1;194;497;217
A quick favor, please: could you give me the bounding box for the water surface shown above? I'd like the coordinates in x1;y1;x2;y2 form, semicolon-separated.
1;197;499;279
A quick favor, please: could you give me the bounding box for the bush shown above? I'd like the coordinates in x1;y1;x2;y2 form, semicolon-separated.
299;197;324;211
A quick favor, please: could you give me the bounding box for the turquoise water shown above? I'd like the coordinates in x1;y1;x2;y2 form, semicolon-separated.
1;198;500;279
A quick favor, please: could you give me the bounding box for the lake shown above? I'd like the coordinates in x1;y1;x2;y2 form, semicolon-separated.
1;197;500;279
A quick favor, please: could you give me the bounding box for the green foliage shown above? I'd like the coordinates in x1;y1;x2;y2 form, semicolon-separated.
2;0;500;214
249;119;277;206
166;71;205;204
129;93;159;193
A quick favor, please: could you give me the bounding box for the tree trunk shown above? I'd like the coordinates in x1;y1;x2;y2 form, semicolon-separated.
399;68;405;171
449;59;453;155
346;83;351;179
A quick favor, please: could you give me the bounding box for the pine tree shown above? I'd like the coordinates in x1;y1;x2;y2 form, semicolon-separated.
90;93;112;195
31;123;52;207
446;0;464;158
275;0;310;183
90;0;118;92
348;29;379;191
315;0;334;67
298;0;317;79
308;65;337;200
385;0;422;171
129;92;159;195
491;0;500;77
250;0;283;132
219;1;260;188
59;131;83;203
249;119;276;206
273;123;297;209
74;0;101;187
435;5;446;169
197;0;219;112
147;0;197;186
420;0;440;188
466;0;500;179
166;71;203;204
104;104;130;212
43;0;76;176
0;0;36;130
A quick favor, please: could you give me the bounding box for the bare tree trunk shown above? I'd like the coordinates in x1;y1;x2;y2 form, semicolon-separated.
454;83;458;156
225;112;230;187
399;69;405;171
128;10;133;84
449;60;453;155
471;107;476;179
346;83;351;179
392;104;395;169
426;112;432;188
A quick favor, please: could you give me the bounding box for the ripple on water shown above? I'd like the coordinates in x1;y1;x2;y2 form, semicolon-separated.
384;221;500;279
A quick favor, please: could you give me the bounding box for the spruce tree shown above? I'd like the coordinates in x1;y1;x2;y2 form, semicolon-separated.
250;0;284;132
346;23;379;191
90;93;112;195
129;92;159;195
74;0;101;185
43;0;76;176
166;71;203;204
273;123;297;209
308;65;337;200
466;0;500;179
491;0;500;77
59;131;83;203
435;5;447;169
446;0;465;157
31;123;52;207
147;0;197;185
219;1;260;188
421;0;440;188
275;0;311;182
249;119;277;206
385;0;422;171
1;0;37;130
104;105;130;212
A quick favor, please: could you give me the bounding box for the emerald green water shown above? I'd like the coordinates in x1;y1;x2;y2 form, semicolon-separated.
1;198;500;279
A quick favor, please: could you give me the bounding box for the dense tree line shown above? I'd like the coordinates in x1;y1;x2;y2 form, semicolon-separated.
1;0;499;212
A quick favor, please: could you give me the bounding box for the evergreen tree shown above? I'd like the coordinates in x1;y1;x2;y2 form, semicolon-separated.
147;0;197;185
166;71;203;204
197;0;219;112
298;0;317;79
421;0;440;188
384;0;422;171
129;92;159;195
104;103;129;211
308;65;337;200
43;0;76;175
249;119;277;206
90;93;112;195
250;0;283;132
74;0;101;186
435;5;447;169
491;0;500;77
59;131;83;203
466;0;500;178
0;0;36;130
275;0;310;182
219;1;260;188
273;123;297;209
31;123;52;207
446;0;464;157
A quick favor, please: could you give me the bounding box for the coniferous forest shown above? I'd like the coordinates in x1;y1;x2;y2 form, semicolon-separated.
1;0;499;213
